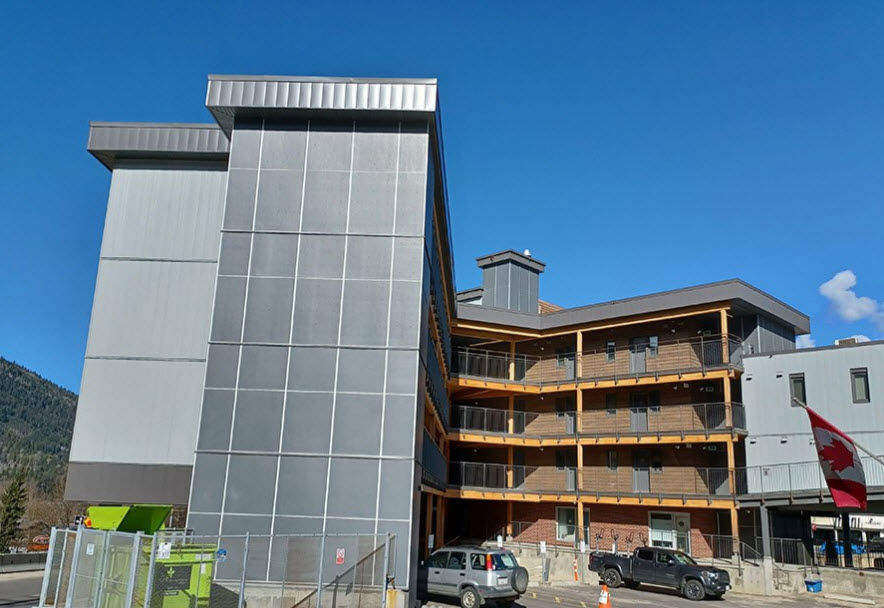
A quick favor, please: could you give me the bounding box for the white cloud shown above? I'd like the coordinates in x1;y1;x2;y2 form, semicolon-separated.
819;270;880;321
796;335;816;348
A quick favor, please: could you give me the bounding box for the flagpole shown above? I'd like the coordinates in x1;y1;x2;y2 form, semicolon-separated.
792;397;884;468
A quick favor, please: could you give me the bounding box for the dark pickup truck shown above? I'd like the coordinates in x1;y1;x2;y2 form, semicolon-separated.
589;546;730;601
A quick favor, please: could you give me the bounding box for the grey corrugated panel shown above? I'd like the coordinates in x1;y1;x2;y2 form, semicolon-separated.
71;358;207;465
205;76;437;134
101;163;227;260
65;462;192;504
85;260;217;359
456;287;483;301
456;279;811;334
88;122;230;170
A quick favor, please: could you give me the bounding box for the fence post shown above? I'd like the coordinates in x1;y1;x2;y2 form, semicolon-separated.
64;526;84;608
39;527;58;607
316;533;327;608
124;534;141;608
238;532;250;608
143;533;158;608
53;530;70;608
92;531;112;608
381;533;392;608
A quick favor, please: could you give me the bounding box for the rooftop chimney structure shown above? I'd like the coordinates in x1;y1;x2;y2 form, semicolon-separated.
476;249;545;313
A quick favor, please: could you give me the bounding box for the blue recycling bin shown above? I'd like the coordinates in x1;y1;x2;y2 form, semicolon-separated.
805;579;822;593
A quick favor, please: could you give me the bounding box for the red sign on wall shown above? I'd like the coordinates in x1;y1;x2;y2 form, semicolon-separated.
336;548;345;565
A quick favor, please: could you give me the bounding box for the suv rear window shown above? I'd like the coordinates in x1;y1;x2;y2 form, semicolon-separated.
468;552;518;571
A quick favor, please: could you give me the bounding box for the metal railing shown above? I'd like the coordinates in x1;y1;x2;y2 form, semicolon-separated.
455;334;743;386
449;461;733;498
426;342;450;427
452;402;746;439
737;454;884;498
422;431;448;490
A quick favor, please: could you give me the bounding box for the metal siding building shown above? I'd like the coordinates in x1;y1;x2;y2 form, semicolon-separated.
741;341;884;491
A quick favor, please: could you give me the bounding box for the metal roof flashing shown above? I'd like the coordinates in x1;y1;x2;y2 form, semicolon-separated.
87;122;229;170
476;249;546;273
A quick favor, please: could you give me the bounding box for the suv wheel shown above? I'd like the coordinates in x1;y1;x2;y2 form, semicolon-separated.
683;579;706;601
460;586;480;608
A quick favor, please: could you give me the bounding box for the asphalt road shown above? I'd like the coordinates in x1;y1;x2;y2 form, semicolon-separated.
0;572;42;608
422;583;878;608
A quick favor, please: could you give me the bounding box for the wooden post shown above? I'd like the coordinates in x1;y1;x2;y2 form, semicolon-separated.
576;390;583;489
720;309;730;364
509;341;516;381
506;501;514;538
576;331;583;379
507;396;515;435
436;497;445;548
507;446;514;488
576;502;585;546
730;507;740;547
724;378;737;496
723;377;733;429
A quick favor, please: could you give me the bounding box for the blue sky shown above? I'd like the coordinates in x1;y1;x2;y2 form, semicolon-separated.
2;1;884;391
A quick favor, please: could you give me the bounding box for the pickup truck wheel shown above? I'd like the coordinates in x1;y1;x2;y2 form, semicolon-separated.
603;568;622;588
683;579;706;601
460;586;480;608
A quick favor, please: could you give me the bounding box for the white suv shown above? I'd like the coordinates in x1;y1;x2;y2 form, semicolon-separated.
418;547;529;608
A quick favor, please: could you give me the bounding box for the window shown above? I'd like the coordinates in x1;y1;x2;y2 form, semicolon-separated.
607;450;618;471
649;335;659;359
656;552;674;565
470;553;485;570
606;394;617;416
426;552;448;568
606;341;616;362
851;368;870;403
556;507;576;541
650;449;663;473
649;391;661;414
556;349;570;369
447;551;466;570
789;373;806;406
555;449;575;470
636;549;654;562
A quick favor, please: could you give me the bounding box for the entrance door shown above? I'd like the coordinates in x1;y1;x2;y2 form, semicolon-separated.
632;449;651;493
629;337;648;374
629;392;649;433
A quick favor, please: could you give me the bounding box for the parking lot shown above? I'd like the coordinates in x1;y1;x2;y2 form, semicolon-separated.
422;583;878;608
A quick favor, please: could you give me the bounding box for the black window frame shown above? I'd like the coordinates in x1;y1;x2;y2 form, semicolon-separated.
606;341;616;362
789;373;806;406
606;393;617;416
851;368;871;404
607;450;618;471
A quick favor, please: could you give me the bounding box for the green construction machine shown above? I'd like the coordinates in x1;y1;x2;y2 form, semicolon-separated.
85;504;218;608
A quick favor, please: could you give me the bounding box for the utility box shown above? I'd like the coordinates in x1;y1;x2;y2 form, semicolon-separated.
149;541;216;608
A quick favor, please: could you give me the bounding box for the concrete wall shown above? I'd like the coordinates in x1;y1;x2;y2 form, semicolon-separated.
741;341;884;482
187;118;434;590
67;161;227;503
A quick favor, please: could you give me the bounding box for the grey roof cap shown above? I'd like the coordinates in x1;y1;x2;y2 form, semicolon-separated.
743;338;884;358
476;249;546;273
456;278;810;334
206;75;438;135
88;122;229;170
456;287;484;302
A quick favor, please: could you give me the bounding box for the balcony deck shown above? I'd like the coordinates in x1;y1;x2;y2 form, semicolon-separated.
452;334;743;392
450;402;746;446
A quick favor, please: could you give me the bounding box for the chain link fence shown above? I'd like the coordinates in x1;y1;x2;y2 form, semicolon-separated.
38;527;395;608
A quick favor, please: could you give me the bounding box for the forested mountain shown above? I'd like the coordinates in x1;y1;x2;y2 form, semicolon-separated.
0;357;77;493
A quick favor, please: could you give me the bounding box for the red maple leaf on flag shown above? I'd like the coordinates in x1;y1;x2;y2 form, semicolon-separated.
819;438;855;473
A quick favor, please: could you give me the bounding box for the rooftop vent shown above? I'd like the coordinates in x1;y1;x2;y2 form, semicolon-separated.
476;249;545;313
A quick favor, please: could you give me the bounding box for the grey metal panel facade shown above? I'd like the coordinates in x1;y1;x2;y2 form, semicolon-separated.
66;462;193;504
188;117;435;589
741;342;884;492
88;123;229;170
67;163;226;502
206;76;437;135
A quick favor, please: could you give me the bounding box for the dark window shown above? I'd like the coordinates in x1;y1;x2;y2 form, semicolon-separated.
851;368;870;403
649;336;659;359
606;394;617;416
649;391;661;414
470;553;485;570
427;552;448;568
650;450;663;473
636;549;654;562
656;552;674;564
606;341;616;362
789;373;806;406
607;450;618;471
447;551;466;570
556;450;576;470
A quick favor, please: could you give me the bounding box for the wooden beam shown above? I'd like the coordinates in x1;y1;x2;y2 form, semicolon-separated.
450;369;733;394
506;501;514;537
720;309;730;365
576;389;584;491
730;507;740;546
576;331;584;378
445;489;733;510
447;431;736;447
576;502;585;545
509;341;516;381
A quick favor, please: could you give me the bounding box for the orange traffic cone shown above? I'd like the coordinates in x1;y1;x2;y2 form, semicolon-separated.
597;584;611;608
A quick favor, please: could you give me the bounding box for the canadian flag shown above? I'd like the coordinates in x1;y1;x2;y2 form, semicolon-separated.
806;407;867;510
